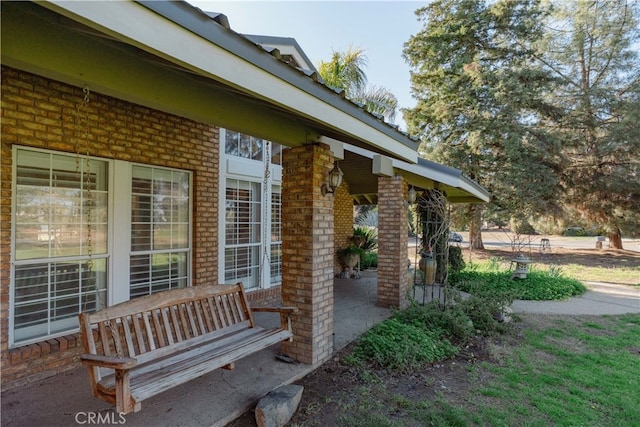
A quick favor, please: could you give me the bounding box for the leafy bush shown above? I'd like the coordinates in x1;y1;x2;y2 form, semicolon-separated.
394;300;476;343
563;226;589;236
450;265;587;301
353;226;378;251
360;251;378;269
345;317;457;372
448;246;465;272
346;283;521;371
510;217;537;235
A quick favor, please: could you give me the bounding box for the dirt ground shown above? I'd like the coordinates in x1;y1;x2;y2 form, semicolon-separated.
227;248;639;426
228;316;524;427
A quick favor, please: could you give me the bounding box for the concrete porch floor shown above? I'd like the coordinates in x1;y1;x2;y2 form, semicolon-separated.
1;271;392;427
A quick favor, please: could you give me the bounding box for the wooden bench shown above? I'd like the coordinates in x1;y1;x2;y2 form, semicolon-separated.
79;283;297;414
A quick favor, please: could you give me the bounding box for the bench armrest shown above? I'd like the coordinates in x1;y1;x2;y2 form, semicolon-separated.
252;306;298;332
81;353;137;370
252;306;298;314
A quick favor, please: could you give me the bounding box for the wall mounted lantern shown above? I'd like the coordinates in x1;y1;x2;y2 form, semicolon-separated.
321;161;344;196
408;186;417;205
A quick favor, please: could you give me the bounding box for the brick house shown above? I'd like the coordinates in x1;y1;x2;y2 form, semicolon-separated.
1;1;488;390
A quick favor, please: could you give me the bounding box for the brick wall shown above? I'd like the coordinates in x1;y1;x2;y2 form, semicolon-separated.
376;175;410;309
333;181;353;275
247;286;282;307
0;66;220;390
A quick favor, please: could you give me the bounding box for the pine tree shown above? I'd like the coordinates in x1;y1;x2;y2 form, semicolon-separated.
403;0;558;249
538;0;640;248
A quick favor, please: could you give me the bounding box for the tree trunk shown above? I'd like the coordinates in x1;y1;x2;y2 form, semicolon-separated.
468;204;484;250
608;228;623;249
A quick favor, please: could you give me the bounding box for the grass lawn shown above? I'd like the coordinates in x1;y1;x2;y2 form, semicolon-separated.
471;314;640;426
283;314;640;427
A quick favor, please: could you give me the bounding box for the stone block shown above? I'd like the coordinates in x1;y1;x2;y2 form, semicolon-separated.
255;384;304;427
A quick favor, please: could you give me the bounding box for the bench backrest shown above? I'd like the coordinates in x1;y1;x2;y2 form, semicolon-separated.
79;283;254;371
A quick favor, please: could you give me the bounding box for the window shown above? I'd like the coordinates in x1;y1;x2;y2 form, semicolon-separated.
12;149;108;344
221;129;283;289
224;180;261;288
130;166;190;298
225;130;263;161
270;188;282;284
11;148;192;346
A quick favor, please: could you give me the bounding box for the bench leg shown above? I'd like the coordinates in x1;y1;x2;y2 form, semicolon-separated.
115;369;139;414
222;362;235;370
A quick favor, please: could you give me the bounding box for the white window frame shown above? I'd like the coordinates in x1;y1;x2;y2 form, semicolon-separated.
219;129;282;289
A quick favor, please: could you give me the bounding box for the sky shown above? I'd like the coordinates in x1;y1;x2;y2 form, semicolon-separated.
187;1;426;129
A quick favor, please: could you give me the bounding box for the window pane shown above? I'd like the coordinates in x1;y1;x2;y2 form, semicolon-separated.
224;130;268;161
15;150;108;261
13;149;109;345
129;252;188;298
130;165;190;297
13;260;107;343
270;187;282;285
225;130;239;156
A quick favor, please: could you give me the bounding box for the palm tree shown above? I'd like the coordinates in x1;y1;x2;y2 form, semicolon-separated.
318;46;398;122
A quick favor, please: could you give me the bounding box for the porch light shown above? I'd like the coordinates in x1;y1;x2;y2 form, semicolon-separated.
321;161;343;196
408;186;417;204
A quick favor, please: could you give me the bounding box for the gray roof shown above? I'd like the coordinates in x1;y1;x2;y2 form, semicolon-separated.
138;1;419;151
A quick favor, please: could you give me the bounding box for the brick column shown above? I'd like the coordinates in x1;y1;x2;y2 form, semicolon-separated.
280;144;334;365
377;175;410;308
333;182;353;275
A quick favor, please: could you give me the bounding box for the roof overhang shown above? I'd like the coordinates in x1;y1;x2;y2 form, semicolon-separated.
342;145;490;204
12;0;417;163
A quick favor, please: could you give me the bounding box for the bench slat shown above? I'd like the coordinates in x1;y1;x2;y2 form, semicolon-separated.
142;311;156;351
193;300;207;334
160;308;174;346
213;296;227;328
200;299;214;332
221;295;234;326
168;306;183;342
132;314;146;354
121;316;136;357
98;322;112;356
207;297;222;330
184;301;198;336
151;309;166;348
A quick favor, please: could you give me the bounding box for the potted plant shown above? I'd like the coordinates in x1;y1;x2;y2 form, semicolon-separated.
336;236;364;278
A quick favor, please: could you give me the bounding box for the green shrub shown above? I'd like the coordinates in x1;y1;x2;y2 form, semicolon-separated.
450;265;587;301
344;285;521;371
345;317;457;372
394;300;476;343
448;246;465;272
510;217;536;235
353;226;378;251
360;251;378;269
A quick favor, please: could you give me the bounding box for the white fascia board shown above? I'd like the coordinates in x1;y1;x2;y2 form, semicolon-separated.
44;0;416;163
318;136;345;160
395;159;459;188
345;143;488;202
